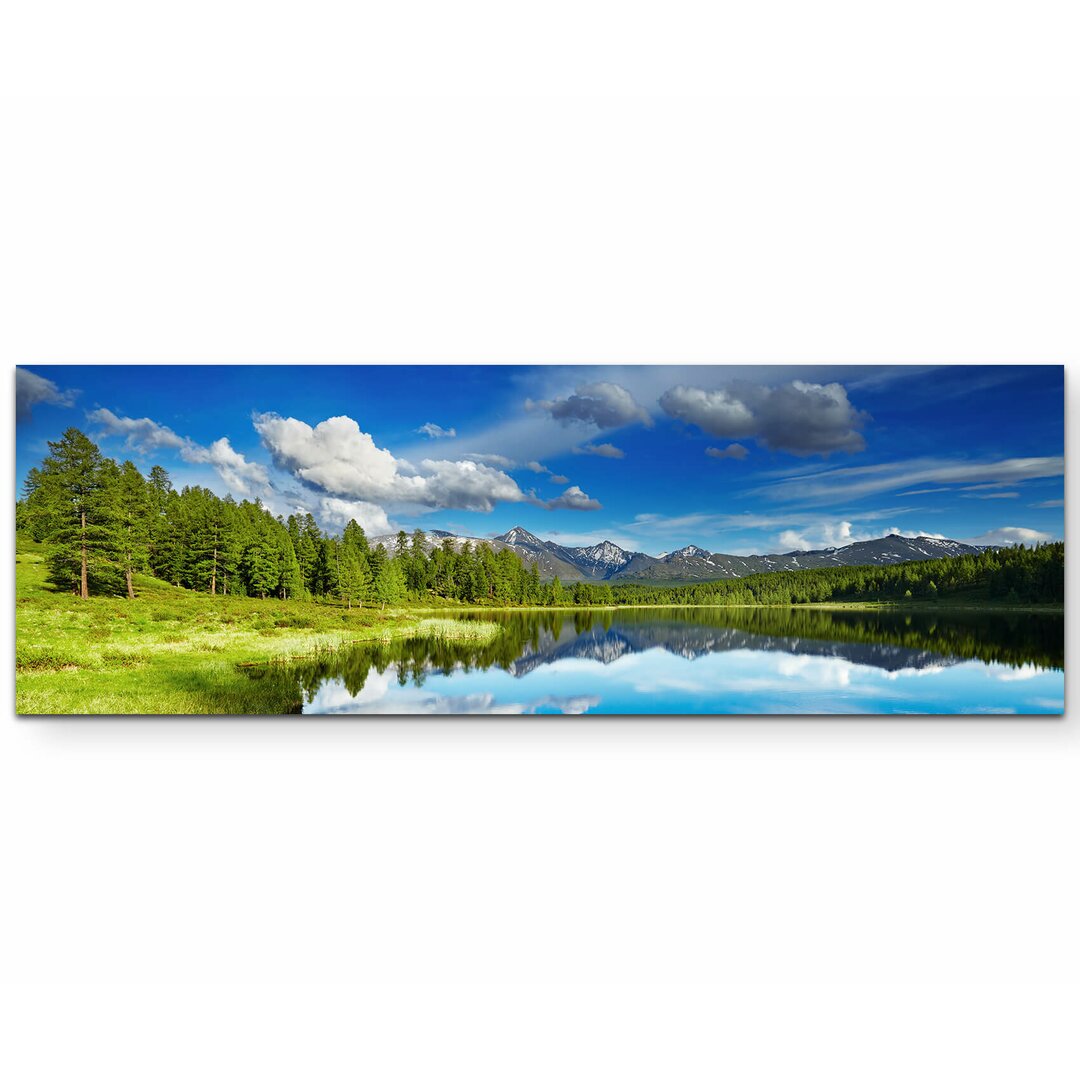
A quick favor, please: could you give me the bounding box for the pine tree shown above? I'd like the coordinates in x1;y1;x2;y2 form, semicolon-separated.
276;534;305;599
375;557;407;607
24;428;113;598
297;514;322;594
111;460;152;599
242;535;278;599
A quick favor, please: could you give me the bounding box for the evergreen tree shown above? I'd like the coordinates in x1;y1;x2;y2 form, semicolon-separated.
24;428;113;598
111;460;152;599
375;557;407;607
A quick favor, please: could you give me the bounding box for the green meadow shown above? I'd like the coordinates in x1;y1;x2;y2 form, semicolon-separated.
15;536;498;715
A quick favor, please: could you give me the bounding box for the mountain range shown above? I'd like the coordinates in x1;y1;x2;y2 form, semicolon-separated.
369;526;985;584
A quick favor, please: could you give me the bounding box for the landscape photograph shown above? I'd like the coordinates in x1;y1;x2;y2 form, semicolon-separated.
14;363;1064;715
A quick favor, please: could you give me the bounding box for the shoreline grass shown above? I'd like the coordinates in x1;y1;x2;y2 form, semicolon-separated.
15;542;500;715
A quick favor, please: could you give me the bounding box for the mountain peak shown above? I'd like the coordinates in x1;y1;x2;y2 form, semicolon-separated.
666;544;712;561
497;526;544;547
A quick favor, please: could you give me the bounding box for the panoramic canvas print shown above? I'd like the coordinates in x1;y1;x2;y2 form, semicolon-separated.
14;364;1064;715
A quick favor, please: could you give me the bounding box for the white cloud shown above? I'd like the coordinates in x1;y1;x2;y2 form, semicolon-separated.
965;526;1054;547
1031;499;1064;509
572;442;625;459
253;412;531;513
16;368;78;422
87;407;187;452
546;485;602;511
661;380;868;456
527;381;652;429
705;443;749;460
525;460;548;473
550;474;570;485
87;407;269;497
181;437;271;497
417;422;457;439
777;522;947;552
311;496;392;534
961;491;1019;499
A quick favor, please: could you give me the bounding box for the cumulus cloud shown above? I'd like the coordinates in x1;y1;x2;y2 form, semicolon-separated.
181;437;271;497
661;380;869;456
311;496;392;534
253;412;531;513
550;473;569;484
527;381;653;429
572;442;625;459
965;526;1054;547
16;368;78;422
705;443;749;460
417;422;457;439
88;407;270;497
546;485;602;511
525;461;548;473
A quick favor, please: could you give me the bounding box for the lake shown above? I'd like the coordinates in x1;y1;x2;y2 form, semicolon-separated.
277;607;1064;716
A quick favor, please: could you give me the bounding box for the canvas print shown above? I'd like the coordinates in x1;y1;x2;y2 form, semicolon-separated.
14;364;1063;716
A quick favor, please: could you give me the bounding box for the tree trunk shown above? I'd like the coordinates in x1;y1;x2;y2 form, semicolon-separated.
211;545;218;595
126;566;134;600
80;509;88;599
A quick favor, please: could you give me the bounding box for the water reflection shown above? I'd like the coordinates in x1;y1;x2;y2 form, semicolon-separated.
250;606;1064;715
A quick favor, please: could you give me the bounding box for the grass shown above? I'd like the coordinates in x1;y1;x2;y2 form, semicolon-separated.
14;537;498;715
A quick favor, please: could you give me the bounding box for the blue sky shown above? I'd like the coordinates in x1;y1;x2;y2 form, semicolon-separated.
15;364;1064;555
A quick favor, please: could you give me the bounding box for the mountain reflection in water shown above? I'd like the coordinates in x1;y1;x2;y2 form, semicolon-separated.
244;606;1064;715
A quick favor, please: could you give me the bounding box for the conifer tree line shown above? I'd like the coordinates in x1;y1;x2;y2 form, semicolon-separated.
17;427;547;605
18;428;1064;607
585;541;1064;607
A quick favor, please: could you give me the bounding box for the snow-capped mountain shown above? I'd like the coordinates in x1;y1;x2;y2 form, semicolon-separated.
668;544;712;560
550;539;635;576
616;534;986;582
377;525;988;584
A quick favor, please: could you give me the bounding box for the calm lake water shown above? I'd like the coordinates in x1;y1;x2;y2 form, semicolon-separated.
280;607;1063;716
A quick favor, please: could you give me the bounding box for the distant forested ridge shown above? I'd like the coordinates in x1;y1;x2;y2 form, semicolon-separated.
18;428;1064;607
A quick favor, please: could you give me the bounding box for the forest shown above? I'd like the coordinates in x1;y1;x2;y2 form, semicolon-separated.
18;427;1065;610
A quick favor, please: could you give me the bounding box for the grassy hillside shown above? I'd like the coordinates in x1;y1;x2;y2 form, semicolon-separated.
15;536;494;714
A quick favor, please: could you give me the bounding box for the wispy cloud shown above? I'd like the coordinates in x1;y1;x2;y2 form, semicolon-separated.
754;455;1064;503
572;442;625;459
524;460;571;485
1031;499;1064;509
463;452;515;468
417;422;457;439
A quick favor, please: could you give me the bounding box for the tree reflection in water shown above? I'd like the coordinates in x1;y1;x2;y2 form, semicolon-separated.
245;606;1063;710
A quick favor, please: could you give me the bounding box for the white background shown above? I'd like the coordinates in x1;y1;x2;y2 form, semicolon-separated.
1;4;1078;1077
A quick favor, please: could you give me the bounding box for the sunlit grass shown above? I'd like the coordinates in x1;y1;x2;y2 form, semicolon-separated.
14;537;500;715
